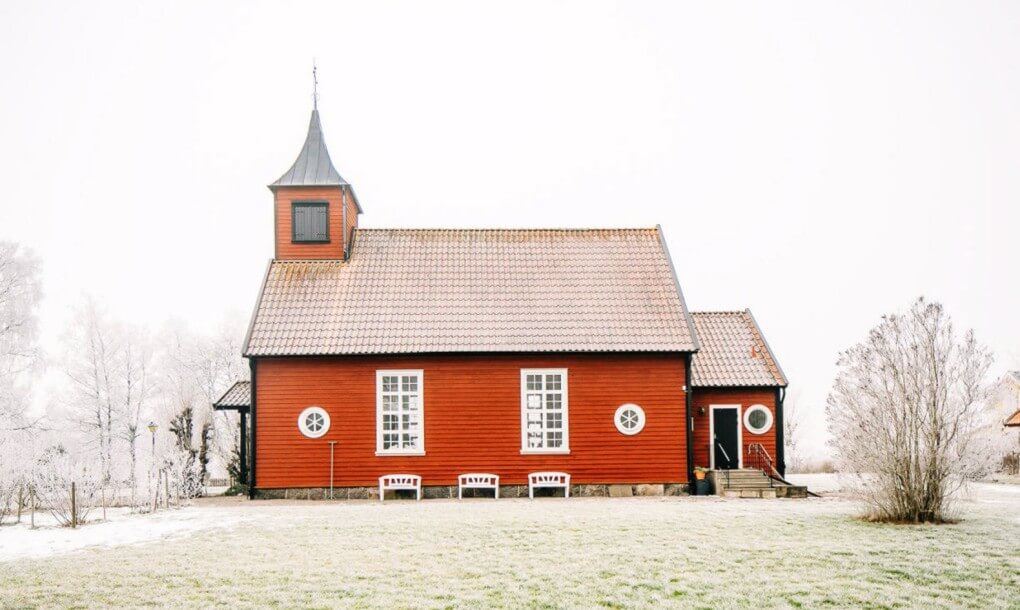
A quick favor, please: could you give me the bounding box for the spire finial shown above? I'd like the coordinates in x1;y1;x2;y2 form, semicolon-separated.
312;60;319;110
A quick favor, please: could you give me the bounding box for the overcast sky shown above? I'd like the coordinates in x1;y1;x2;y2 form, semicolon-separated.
2;1;1018;458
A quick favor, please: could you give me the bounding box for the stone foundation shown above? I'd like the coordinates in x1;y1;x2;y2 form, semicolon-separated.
254;482;689;500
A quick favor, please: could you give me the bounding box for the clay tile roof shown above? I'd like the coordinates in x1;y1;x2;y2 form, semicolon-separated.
213;381;251;410
690;311;787;388
243;227;698;356
1006;410;1020;427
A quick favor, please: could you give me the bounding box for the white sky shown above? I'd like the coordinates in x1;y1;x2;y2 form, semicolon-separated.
2;1;1019;459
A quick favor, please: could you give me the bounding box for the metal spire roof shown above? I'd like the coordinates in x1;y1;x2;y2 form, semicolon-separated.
270;109;350;188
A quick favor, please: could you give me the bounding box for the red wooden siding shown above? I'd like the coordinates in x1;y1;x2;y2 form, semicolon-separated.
273;186;358;260
254;352;689;489
690;387;777;469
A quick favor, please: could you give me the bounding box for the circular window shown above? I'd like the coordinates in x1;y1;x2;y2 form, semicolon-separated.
743;404;773;435
614;404;646;435
298;406;330;439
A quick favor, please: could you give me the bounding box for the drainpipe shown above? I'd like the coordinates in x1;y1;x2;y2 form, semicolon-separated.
775;386;786;478
341;187;349;260
248;358;257;500
685;356;694;487
239;411;248;485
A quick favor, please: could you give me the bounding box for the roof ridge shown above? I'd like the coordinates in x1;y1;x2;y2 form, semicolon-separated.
691;310;750;316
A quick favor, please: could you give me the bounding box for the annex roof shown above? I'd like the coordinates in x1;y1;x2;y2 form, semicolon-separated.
1006;410;1020;427
243;227;698;356
690;310;787;388
212;381;251;411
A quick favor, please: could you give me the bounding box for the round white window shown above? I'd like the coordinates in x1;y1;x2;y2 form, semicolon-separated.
743;404;773;435
298;406;330;439
614;404;646;435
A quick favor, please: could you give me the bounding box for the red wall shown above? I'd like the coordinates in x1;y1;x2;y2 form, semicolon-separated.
690;387;777;469
273;186;358;260
253;353;689;489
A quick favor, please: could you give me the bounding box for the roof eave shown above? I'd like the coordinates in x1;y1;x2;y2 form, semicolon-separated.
655;224;700;353
743;308;789;387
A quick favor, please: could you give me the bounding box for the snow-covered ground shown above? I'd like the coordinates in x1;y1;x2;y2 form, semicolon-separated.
0;504;255;562
1;483;1018;608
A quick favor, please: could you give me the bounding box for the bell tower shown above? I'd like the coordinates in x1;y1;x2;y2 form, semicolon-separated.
269;104;361;261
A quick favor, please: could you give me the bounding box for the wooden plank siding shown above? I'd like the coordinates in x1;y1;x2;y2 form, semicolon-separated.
254;352;689;489
690;387;777;469
273;186;358;260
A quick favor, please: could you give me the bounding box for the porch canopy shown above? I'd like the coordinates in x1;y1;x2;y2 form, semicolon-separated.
213;381;251;484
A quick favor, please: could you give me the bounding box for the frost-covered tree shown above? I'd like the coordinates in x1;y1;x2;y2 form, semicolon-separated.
158;318;245;493
782;391;804;473
62;298;156;506
984;372;1020;474
0;241;42;425
32;445;102;526
827;297;992;523
0;241;42;523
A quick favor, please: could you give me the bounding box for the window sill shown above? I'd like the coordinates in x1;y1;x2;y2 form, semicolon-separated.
291;240;331;245
520;449;571;456
375;451;426;457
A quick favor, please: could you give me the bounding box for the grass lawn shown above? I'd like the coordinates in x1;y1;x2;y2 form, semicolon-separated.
1;478;1018;608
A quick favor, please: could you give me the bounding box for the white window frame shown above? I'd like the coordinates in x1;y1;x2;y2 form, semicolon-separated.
297;406;330;439
743;404;774;435
708;404;743;469
520;368;570;455
375;369;425;456
614;403;646;435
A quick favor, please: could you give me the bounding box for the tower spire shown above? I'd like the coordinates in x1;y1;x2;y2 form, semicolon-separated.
312;60;319;110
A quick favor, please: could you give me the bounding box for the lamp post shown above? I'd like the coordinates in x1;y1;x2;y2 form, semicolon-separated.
147;422;158;511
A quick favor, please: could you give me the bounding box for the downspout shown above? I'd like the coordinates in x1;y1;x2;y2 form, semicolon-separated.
685;357;694;487
775;386;786;478
247;358;257;499
239;410;248;485
341;186;348;259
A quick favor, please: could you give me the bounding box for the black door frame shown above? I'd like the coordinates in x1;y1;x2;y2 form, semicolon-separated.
710;405;742;469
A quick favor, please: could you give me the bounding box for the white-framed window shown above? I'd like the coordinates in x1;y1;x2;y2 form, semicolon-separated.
743;404;773;435
376;370;425;455
614;403;646;435
520;369;569;454
298;406;330;439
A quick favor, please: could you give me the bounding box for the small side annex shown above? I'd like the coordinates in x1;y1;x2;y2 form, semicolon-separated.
689;311;788;476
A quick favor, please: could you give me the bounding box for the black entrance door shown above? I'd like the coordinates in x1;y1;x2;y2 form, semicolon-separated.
713;409;739;469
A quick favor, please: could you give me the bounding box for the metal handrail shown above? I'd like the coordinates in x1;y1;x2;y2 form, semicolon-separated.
747;443;781;485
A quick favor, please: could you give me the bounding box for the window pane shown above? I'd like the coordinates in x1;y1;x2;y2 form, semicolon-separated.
749;409;768;429
383;376;398;392
546;374;561;390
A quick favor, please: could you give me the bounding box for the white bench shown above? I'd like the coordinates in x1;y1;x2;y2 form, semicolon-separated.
528;471;571;499
458;473;500;499
378;474;422;501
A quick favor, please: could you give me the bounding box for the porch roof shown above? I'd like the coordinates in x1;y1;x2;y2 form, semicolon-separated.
213;381;251;412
